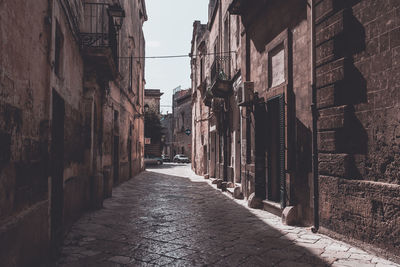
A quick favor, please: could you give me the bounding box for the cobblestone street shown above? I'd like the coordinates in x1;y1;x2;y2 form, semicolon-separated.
56;164;399;267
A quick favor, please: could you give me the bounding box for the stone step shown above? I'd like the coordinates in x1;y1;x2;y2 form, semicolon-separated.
262;200;282;217
226;185;243;199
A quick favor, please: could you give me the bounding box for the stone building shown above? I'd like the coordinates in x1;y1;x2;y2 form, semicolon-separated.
144;89;163;156
161;113;173;159
191;21;210;174
311;0;400;257
191;0;242;184
0;0;147;266
172;87;192;158
191;0;400;258
230;0;314;225
144;89;163;113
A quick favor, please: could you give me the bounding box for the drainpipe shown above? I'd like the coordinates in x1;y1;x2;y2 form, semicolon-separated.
45;0;54;123
310;0;319;233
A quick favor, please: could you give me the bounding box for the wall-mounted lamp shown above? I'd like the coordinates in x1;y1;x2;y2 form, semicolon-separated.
108;4;125;31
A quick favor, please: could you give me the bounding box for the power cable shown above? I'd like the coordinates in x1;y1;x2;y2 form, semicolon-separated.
119;51;237;59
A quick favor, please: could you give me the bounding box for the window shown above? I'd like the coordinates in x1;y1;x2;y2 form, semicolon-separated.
200;57;204;82
236;16;240;47
129;56;133;92
114;110;119;134
136;74;140;104
214;39;218;61
224;17;230;54
266;29;290;90
181;112;185;131
224;16;230;77
268;44;285;88
54;21;64;76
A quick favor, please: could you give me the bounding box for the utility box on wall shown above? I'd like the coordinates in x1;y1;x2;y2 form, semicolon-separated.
237;81;254;106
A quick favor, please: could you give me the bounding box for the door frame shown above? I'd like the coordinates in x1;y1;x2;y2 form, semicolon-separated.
50;90;65;251
265;94;286;209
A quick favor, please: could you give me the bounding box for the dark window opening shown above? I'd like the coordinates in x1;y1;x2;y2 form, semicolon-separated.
200;57;204;82
224;16;230;77
136;75;140;104
129;56;133;92
54;21;64;76
114;110;119;134
236;16;240;47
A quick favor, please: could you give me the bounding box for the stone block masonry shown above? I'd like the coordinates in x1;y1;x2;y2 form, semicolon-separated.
315;0;400;258
0;0;147;265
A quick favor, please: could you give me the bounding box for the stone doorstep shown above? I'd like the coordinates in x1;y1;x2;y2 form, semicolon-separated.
262;200;282;217
226;185;243;199
210;178;218;184
221;181;228;191
226;187;235;195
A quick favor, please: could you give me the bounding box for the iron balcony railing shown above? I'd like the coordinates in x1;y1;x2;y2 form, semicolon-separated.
210;56;231;85
80;2;118;69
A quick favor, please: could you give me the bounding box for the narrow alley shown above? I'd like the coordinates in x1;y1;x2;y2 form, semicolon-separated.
56;164;398;267
1;0;400;266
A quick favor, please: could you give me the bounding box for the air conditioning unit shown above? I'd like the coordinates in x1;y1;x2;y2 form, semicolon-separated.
237;81;254;106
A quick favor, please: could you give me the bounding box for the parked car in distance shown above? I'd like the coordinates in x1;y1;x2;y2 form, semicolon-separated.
144;154;163;165
173;154;190;163
162;154;171;162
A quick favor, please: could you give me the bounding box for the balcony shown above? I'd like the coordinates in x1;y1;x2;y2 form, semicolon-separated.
228;0;245;15
210;56;233;98
80;2;124;80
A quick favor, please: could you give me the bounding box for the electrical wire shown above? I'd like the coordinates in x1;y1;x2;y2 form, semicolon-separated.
118;51;237;59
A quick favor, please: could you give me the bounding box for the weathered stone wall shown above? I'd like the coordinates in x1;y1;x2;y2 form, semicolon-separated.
173;91;192;158
0;0;52;265
315;0;400;255
104;0;146;187
191;21;209;175
144;91;162;113
239;0;313;223
0;0;147;265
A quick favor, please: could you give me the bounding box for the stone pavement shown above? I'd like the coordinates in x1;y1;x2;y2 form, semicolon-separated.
56;164;399;267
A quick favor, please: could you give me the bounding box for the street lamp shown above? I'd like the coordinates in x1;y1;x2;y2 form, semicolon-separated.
108;4;125;31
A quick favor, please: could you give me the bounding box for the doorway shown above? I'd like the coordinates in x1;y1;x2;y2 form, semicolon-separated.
209;132;217;178
128;138;132;178
203;145;208;175
113;136;119;185
266;95;285;206
113;110;119;185
50;90;65;252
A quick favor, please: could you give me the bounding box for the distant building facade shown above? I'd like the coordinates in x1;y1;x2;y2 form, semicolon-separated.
0;0;147;265
144;89;163;113
191;0;400;259
144;89;163;156
172;87;192;158
161;113;173;159
191;21;210;175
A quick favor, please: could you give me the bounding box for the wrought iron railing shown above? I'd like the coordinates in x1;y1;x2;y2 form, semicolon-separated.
80;2;118;69
210;56;231;84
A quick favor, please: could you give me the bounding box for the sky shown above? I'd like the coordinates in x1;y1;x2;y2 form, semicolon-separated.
143;0;209;114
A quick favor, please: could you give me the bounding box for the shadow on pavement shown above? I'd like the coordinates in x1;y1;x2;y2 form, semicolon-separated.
55;169;330;267
145;162;191;169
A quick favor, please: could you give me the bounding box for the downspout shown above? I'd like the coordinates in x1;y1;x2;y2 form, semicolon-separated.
310;0;319;233
45;0;54;127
